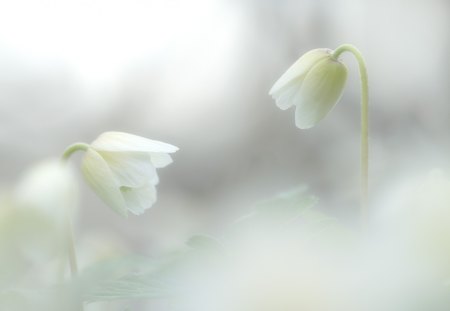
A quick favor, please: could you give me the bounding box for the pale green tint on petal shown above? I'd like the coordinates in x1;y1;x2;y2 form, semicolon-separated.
91;132;178;153
269;48;331;96
120;184;157;215
150;153;173;168
81;149;127;217
295;58;348;129
97;151;158;188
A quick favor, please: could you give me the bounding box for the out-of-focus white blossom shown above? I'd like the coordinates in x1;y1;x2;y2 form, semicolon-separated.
171;202;359;311
15;158;78;223
0;159;78;291
379;169;450;276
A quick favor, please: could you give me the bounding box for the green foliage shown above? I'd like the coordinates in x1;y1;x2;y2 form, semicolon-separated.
1;185;353;310
71;255;177;303
186;235;223;251
240;185;318;224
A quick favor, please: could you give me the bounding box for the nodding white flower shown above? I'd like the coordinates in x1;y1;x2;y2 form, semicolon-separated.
269;48;348;129
80;132;178;217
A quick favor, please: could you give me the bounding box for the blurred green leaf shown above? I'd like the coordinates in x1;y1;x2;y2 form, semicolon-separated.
234;185;318;226
227;185;355;247
186;235;223;251
68;255;181;303
0;288;72;311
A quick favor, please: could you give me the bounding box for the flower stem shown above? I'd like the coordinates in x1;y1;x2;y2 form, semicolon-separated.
61;142;89;311
62;143;90;162
61;142;89;277
332;44;369;224
66;215;78;277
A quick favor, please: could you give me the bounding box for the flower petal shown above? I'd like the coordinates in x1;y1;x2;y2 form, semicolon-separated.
81;149;127;217
295;58;348;129
269;48;331;96
270;78;303;110
120;184;157;215
91;132;179;153
97;151;158;187
150;152;173;168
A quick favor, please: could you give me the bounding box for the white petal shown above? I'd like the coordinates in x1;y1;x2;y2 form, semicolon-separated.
269;48;331;96
91;132;178;153
81;149;127;217
295;58;348;129
151;173;159;186
120;184;157;215
97;151;158;187
271;78;303;110
150;152;173;168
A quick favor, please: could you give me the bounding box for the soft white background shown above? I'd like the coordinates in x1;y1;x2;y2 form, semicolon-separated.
1;0;449;256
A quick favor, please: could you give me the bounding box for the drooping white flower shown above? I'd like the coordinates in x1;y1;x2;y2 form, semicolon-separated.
80;132;178;217
269;48;348;129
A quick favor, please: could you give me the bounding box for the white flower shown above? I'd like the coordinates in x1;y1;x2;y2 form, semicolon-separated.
269;48;348;129
81;132;178;217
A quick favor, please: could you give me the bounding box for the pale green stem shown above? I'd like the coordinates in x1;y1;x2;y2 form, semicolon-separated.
62;143;89;162
332;44;369;224
65;215;78;277
61;142;89;277
61;142;89;311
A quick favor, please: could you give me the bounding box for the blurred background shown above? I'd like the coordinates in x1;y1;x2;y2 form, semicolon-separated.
1;0;450;258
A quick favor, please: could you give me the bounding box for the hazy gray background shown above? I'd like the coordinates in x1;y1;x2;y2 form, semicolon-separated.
1;0;449;257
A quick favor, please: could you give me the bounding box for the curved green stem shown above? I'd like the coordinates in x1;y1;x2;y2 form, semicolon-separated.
61;142;89;277
61;143;89;277
332;44;369;224
61;142;89;310
62;143;89;162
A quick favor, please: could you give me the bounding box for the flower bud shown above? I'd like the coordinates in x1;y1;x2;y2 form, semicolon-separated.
269;48;348;129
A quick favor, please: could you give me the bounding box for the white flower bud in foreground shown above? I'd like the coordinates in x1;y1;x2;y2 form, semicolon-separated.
80;132;178;217
15;158;78;223
269;48;348;129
